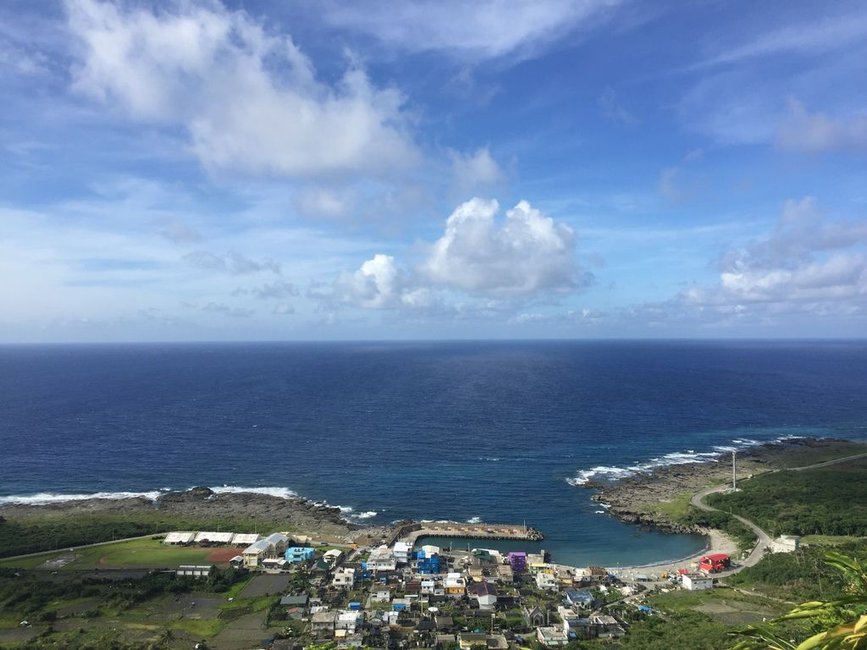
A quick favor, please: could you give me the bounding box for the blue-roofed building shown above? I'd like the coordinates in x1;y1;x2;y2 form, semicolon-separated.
284;546;315;563
416;551;442;575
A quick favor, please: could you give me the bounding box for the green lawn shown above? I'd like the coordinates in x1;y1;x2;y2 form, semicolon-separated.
0;538;218;571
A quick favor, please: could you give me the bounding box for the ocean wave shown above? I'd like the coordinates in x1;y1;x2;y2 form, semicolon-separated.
210;486;298;499
350;511;378;520
466;516;482;524
0;490;164;505
566;434;805;486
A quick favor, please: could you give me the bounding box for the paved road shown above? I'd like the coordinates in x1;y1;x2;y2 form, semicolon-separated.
787;450;867;471
688;448;867;577
690;485;771;576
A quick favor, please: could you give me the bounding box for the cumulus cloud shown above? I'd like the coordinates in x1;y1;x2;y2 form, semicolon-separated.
320;0;623;60
681;197;867;315
65;0;417;177
330;254;435;310
183;251;281;275
320;198;588;315
422;198;587;295
777;100;867;153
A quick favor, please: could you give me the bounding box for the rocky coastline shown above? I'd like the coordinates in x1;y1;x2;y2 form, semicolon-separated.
584;437;866;534
0;486;364;540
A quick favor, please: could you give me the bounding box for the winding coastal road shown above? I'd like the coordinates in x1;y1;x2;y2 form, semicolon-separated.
617;449;867;579
689;484;770;576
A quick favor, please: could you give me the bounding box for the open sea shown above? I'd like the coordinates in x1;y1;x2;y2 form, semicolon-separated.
1;340;866;567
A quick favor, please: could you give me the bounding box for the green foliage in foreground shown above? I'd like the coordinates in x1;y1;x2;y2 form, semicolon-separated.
0;513;287;558
707;459;867;538
616;608;735;649
730;552;867;650
728;542;867;602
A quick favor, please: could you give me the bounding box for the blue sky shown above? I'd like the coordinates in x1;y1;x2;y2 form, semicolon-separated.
1;0;867;341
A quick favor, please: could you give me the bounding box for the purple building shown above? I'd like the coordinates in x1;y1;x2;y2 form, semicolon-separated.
507;552;527;573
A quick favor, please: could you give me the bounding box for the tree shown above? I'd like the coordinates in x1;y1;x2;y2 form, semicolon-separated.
731;552;867;650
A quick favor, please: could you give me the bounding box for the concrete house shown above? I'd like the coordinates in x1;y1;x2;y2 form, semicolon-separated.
682;573;713;591
367;545;397;572
332;567;356;588
467;581;498;610
285;546;316;563
242;532;290;568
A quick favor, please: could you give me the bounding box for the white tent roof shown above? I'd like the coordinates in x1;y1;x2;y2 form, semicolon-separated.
231;533;260;545
164;531;195;544
195;531;234;543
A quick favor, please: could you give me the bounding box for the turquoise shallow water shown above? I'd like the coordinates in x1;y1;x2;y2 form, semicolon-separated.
1;340;866;566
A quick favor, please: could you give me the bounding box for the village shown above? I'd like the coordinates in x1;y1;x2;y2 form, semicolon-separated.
159;519;788;650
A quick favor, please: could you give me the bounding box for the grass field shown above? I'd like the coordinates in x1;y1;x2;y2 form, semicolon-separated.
0;537;236;571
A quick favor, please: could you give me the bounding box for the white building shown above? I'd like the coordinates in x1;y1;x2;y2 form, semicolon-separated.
682;573;714;591
337;611;361;634
164;531;195;545
367;545;397;572
194;531;234;544
467;581;497;610
536;626;567;646
332;567;356;588
535;571;559;591
323;549;343;565
241;532;290;568
445;573;466;596
393;541;411;564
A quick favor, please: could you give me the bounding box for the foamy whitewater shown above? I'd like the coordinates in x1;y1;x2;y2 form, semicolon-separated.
565;436;798;486
2;340;866;566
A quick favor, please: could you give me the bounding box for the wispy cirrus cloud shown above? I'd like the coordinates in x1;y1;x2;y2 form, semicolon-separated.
319;0;624;61
693;9;867;70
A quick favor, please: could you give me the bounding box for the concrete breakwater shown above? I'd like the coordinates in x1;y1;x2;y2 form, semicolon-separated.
396;522;544;546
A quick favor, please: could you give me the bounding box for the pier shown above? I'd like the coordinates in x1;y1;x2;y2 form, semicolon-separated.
396;522;544;547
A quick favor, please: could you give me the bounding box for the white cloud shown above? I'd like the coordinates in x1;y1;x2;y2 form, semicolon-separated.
293;187;350;220
681;197;867;314
449;147;505;198
422;198;585;295
321;198;588;315
331;253;434;310
184;301;254;318
183;251;281;275
321;0;623;60
695;11;867;70
598;87;635;124
65;0;418;177
777;100;867;153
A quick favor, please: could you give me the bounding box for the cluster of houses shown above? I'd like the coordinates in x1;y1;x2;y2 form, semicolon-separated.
247;534;635;649
165;527;752;647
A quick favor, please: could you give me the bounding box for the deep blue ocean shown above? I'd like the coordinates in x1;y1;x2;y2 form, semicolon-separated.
2;340;866;566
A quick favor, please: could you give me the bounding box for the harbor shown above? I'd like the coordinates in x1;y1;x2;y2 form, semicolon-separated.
397;522;544;547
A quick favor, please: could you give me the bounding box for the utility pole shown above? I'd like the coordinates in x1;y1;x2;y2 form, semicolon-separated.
732;450;737;491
